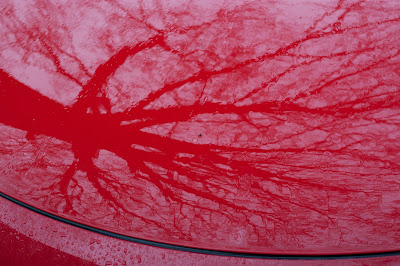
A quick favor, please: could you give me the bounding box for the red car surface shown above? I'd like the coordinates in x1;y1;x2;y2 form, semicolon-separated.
1;0;400;264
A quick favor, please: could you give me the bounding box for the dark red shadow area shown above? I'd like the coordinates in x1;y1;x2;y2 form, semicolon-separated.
1;0;400;255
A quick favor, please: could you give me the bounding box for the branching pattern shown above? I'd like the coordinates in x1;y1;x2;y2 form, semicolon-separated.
1;0;400;253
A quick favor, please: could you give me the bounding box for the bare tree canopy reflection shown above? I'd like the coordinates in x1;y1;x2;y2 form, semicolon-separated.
1;0;400;254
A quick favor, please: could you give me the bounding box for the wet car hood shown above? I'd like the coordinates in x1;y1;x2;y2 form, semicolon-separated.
1;0;400;255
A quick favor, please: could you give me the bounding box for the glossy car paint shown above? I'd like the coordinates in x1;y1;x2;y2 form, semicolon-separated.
2;196;400;265
1;0;400;258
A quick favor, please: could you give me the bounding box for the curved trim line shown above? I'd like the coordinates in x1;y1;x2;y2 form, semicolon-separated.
1;192;400;260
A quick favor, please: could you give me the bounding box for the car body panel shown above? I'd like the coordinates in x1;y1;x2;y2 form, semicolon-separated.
1;0;400;258
2;196;400;265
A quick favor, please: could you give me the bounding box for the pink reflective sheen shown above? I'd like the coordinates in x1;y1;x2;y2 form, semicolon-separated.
1;0;400;255
4;197;400;265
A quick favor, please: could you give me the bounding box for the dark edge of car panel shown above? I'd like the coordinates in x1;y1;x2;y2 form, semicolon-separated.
1;191;399;260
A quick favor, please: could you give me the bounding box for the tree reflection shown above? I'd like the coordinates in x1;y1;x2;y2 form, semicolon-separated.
1;0;400;253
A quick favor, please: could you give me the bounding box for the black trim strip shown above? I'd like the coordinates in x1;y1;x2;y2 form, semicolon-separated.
1;191;399;260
